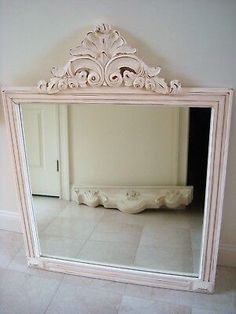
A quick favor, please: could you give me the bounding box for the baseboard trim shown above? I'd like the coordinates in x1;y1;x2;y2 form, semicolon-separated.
0;210;22;233
218;244;236;267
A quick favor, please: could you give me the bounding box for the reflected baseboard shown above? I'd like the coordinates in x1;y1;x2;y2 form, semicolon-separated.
0;210;22;233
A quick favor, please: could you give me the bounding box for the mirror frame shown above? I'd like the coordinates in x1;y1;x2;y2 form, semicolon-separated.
1;86;232;293
1;24;233;292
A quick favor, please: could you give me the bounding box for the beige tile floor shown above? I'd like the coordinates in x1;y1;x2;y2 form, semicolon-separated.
0;229;235;313
34;197;203;276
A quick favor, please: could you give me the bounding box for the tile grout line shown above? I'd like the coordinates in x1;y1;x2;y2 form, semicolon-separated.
74;208;107;257
6;239;24;269
37;203;67;235
116;294;124;314
42;273;65;314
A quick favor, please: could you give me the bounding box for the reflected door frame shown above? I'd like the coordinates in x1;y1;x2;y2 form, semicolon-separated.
21;103;70;201
58;104;70;201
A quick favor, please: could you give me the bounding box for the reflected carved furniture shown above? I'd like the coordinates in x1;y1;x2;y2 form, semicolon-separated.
73;186;193;214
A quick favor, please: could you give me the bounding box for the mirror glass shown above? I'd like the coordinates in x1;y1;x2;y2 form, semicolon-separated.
20;103;211;277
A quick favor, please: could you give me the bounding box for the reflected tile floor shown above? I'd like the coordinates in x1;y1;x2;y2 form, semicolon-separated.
34;197;203;275
0;229;235;313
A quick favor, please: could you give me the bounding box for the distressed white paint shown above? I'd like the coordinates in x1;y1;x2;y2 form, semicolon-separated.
1;84;232;293
37;24;181;95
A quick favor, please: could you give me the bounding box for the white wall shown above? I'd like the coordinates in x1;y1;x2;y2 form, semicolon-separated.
0;0;235;266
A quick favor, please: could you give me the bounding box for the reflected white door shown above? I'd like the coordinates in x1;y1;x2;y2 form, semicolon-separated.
21;104;60;196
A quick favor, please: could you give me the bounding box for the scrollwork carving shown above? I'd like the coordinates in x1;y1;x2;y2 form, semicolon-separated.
38;24;181;94
73;186;193;214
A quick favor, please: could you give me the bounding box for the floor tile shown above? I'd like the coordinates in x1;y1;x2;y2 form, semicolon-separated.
46;282;122;314
0;269;60;314
118;295;191;314
1;228;236;314
134;245;193;274
191;227;203;250
191;289;234;312
233;295;236;314
0;268;28;291
143;210;174;228
189;266;236;313
33;196;68;211
140;226;192;249
0;230;23;267
63;273;127;293
33;197;67;232
10;197;205;276
43;217;97;239
35;211;60;232
28;197;202;273
192;248;201;274
160;211;192;229
101;208;147;226
7;247;64;280
90;221;142;244
125;283;153;299
151;286;194;306
77;240;137;266
174;216;193;229
189;214;204;229
39;234;86;258
192;308;235;314
58;203;105;222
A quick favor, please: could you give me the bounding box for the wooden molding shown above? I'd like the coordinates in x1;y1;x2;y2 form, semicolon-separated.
72;186;193;214
1;86;233;293
37;24;181;95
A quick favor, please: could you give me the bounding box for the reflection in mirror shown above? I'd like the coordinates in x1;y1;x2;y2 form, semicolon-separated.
20;103;211;277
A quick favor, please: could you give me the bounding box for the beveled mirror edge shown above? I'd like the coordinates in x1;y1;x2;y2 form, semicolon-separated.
1;87;233;293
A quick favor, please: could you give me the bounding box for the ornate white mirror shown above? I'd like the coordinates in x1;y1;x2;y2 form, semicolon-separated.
1;24;232;293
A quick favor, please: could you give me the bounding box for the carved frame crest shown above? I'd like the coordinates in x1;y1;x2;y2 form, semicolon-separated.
38;24;181;94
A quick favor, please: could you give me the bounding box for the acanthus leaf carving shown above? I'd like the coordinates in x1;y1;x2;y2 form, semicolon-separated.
37;23;181;95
